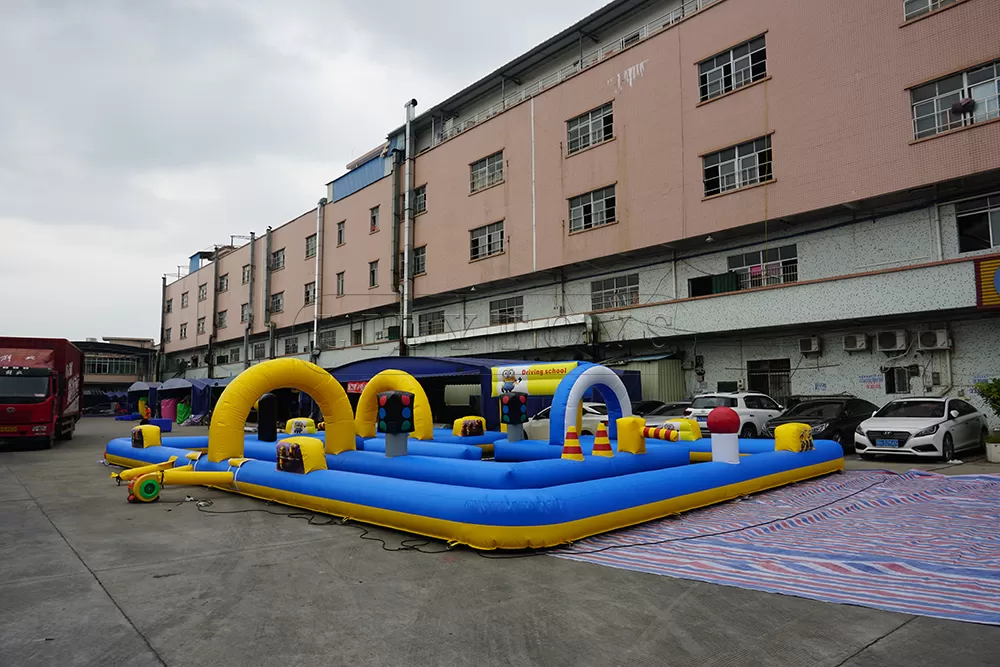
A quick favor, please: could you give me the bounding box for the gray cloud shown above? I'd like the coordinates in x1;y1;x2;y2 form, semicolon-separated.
0;0;606;340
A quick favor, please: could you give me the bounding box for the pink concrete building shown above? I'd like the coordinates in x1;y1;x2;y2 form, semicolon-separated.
160;0;1000;412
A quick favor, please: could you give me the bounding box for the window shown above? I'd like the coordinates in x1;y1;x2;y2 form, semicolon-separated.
728;244;798;289
351;328;362;346
911;60;1000;139
304;281;317;305
470;221;504;260
490;296;524;325
703;135;773;196
904;0;956;21
318;330;337;349
413;185;427;214
164;328;172;343
847;399;878;417
181;292;189;308
84;356;141;376
198;284;207;302
242;264;251;284
336;271;345;296
569;185;616;232
271;248;285;271
370;206;379;233
218;274;228;293
368;260;379;288
951;399;977;416
418;310;445;336
699;35;767;102
270;291;284;314
217;310;227;329
230;347;240;363
747;359;791;401
591;273;639;310
470;151;503;193
240;303;250;323
252;342;266;360
197;317;206;334
216;353;229;365
621;30;641;49
284;337;298;355
190;356;199;369
413;245;426;275
305;233;317;258
337;221;345;246
884;367;911;394
180;323;188;339
567;103;614;155
956;195;1000;253
165;299;172;314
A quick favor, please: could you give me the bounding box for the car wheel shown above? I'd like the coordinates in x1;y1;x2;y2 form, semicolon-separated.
739;423;756;439
940;433;954;462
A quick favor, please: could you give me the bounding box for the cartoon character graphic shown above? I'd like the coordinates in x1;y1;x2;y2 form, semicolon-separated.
131;427;144;448
500;368;522;394
800;428;815;452
291;419;306;434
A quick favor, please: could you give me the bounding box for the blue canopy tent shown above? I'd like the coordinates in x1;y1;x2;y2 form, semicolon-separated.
190;376;235;416
326;356;641;430
126;381;160;413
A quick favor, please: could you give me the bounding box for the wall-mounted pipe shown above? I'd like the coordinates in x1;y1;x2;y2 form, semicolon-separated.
401;98;418;355
208;244;220;378
313;199;327;359
244;231;255;368
158;275;167;380
264;226;273;358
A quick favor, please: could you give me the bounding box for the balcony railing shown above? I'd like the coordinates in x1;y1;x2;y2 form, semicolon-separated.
433;0;721;146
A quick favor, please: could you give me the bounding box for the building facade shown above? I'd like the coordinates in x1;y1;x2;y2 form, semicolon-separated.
76;337;157;392
160;0;1000;414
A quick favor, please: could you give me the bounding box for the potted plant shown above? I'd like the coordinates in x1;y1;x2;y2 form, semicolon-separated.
973;379;1000;463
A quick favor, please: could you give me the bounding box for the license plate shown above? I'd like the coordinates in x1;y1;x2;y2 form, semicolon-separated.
875;439;899;448
0;426;17;433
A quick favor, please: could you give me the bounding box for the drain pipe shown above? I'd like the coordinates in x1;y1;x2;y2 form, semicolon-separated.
312;199;327;359
208;244;220;379
264;226;274;358
244;231;255;368
158;275;167;380
401;98;418;355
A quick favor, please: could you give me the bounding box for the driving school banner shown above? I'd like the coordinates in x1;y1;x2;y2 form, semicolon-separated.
490;362;578;397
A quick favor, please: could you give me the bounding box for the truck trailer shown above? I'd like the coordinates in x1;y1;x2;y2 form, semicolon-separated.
0;338;83;448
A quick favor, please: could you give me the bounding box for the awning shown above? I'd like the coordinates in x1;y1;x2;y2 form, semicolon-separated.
127;381;160;393
159;378;193;391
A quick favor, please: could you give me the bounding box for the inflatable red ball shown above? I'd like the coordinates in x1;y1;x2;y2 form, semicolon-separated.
706;406;740;434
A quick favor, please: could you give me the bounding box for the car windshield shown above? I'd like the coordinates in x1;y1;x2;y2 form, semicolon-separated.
691;396;737;408
785;401;844;419
646;403;688;416
875;400;945;418
534;407;551;419
0;375;50;401
585;404;608;415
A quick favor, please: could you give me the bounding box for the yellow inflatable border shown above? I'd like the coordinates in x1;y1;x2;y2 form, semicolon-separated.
354;369;433;440
207;358;355;463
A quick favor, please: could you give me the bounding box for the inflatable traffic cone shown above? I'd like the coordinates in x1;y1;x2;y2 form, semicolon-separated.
593;422;613;457
561;425;584;461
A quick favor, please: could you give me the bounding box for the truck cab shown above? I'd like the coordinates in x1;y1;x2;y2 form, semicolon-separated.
0;338;83;448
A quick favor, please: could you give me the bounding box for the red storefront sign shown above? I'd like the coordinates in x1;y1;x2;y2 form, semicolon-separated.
347;381;369;394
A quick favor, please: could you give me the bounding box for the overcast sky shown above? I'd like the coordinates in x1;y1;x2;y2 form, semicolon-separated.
0;0;607;342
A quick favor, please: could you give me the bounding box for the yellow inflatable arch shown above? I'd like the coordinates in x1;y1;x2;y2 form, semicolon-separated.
207;358;355;462
354;369;434;440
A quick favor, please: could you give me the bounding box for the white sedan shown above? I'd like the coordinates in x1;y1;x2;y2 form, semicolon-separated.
525;403;609;440
854;397;989;461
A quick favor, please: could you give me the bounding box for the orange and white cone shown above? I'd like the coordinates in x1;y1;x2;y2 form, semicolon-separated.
592;422;613;457
561;425;585;461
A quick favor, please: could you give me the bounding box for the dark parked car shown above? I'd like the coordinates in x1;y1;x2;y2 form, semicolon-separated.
631;400;666;416
763;397;879;452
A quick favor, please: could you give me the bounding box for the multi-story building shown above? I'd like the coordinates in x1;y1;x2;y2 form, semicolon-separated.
160;0;1000;414
76;337;157;392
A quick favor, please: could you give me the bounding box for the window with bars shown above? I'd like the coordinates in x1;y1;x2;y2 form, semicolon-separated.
270;291;284;314
703;135;773;196
470;151;503;193
699;35;767;102
370;206;379;233
252;342;266;360
304;281;316;305
591;274;640;310
197;317;206;334
369;260;379;287
318;330;338;349
337;221;345;245
728;244;798;289
569;185;616;233
85;356;139;376
413;245;426;275
230;347;240;363
305;233;317;258
198;284;207;301
911;60;1000;139
180;323;188;339
218;274;228;293
165;328;172;343
240;303;250;323
284;337;298;355
414;185;427;214
956;194;1000;253
490;296;524;325
470;221;504;260
336;271;345;296
351;328;362;346
271;248;285;271
567;103;613;155
217;310;227;329
242;264;251;284
181;292;189;308
165;299;172;314
904;0;955;20
418;311;445;336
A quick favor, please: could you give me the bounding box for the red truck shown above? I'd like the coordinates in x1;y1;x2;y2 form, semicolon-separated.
0;338;83;448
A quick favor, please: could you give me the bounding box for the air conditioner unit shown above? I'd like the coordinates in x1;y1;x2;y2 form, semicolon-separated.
843;333;869;352
876;330;908;353
917;329;951;351
799;337;821;354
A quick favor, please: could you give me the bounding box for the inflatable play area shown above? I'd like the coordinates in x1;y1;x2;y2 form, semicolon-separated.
104;359;844;550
